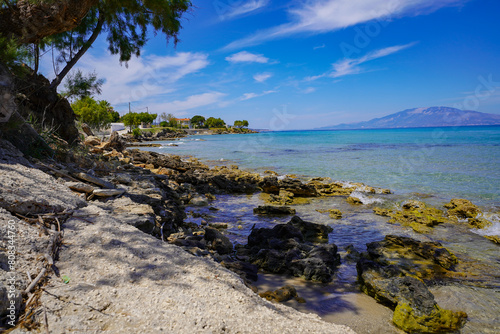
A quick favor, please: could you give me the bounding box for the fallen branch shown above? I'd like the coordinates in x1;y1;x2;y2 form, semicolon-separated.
24;268;47;294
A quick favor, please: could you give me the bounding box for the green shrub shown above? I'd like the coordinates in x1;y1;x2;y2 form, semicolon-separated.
132;128;142;138
160;121;168;127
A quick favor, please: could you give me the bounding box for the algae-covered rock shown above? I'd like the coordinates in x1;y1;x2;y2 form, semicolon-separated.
373;207;392;217
259;176;318;197
393;302;467;333
363;235;458;281
445;198;481;219
259;285;299;303
357;244;467;333
328;209;342;219
308;181;355;196
346;196;363;205
384;201;451;233
485;235;500;245
467;217;492;229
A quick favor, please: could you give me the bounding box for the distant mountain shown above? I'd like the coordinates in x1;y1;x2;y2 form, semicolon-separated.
320;107;500;130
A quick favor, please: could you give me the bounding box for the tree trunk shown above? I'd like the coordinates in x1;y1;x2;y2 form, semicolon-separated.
50;11;104;89
0;0;98;44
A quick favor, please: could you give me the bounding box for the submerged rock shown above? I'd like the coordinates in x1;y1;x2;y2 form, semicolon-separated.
259;285;301;303
253;205;296;216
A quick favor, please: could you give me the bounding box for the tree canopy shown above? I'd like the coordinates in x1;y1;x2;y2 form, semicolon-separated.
63;70;104;101
234;120;249;128
206;117;226;128
0;0;193;88
121;112;158;129
71;96;117;130
190;115;206;128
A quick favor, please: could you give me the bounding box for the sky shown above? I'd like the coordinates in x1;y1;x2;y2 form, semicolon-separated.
42;0;500;130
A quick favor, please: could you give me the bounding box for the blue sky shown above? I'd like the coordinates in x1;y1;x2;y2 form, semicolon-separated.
44;0;500;129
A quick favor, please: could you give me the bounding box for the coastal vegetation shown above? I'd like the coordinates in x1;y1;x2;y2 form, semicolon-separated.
71;97;119;131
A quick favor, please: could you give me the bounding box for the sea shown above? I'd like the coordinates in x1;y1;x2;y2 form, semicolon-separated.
145;126;500;333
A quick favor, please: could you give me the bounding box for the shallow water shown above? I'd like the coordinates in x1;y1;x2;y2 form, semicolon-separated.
149;126;500;207
150;127;500;332
185;192;500;333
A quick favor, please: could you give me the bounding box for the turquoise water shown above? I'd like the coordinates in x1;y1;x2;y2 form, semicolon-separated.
151;126;500;207
146;126;500;333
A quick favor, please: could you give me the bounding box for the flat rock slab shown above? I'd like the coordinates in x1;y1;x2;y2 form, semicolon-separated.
0;162;86;215
92;188;126;197
66;182;95;194
73;172;115;189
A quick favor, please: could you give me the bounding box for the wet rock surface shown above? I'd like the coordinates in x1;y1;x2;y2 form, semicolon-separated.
357;235;468;333
374;200;451;233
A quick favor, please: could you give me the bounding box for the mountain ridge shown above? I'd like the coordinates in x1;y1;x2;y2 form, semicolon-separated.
319;107;500;130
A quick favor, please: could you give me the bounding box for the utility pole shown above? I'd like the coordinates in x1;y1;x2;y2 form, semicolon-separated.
129;102;131;113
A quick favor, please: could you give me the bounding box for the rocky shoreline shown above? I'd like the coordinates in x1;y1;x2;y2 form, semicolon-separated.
1;131;499;333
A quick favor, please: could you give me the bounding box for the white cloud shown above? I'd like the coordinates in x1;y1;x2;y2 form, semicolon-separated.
254;72;273;82
150;92;227;114
307;42;416;80
225;51;269;64
223;0;467;50
217;0;269;21
67;52;210;105
302;87;316;94
240;90;276;100
313;44;326;50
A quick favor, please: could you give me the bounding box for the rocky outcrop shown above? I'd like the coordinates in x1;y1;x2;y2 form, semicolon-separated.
260;176;318;197
357;235;467;333
287;216;332;243
204;227;233;255
362;235;458;281
244;218;340;283
444;198;481;219
373;201;450;233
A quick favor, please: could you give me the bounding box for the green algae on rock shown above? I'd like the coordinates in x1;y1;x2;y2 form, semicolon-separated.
346;196;363;205
259;285;300;303
444;198;482;219
373;201;450;233
357;236;467;333
393;302;467;333
364;235;458;280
